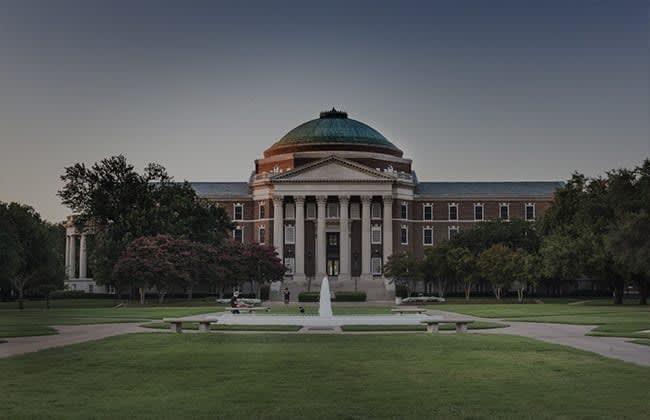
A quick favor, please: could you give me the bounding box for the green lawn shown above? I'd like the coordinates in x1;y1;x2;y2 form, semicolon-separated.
0;301;396;339
435;303;650;339
2;333;649;419
341;321;507;332
0;304;222;339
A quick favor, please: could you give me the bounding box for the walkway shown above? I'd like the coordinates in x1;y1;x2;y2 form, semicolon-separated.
429;309;650;367
0;323;154;359
1;312;648;367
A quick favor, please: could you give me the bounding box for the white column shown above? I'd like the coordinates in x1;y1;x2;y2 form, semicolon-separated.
69;234;77;279
294;196;305;279
79;234;87;279
65;235;70;278
273;196;284;263
339;195;350;278
382;196;393;266
361;195;372;279
316;195;327;278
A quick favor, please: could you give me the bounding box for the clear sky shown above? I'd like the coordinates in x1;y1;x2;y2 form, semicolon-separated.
1;0;648;222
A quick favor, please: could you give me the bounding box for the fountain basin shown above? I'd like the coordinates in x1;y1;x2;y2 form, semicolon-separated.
217;313;441;327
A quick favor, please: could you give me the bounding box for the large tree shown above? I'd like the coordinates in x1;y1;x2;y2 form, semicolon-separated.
422;243;454;297
446;246;478;301
59;155;233;290
477;244;515;300
607;211;650;305
451;219;540;255
539;159;650;304
384;252;421;298
0;202;64;309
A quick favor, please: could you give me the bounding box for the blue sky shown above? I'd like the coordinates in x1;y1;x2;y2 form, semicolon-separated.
0;0;648;221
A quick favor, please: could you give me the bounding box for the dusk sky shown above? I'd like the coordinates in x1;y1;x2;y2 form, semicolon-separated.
1;0;648;222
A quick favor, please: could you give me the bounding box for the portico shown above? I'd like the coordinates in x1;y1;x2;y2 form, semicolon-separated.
261;155;407;296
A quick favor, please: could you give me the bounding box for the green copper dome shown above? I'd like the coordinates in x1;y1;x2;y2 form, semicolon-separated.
265;109;401;156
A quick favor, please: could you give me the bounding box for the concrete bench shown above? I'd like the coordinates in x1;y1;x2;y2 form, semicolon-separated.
224;307;270;315
391;308;427;315
420;319;474;334
162;317;219;333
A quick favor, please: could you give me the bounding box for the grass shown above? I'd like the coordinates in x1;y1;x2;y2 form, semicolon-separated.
1;333;649;419
0;300;395;339
341;321;508;332
141;322;301;332
631;339;650;346
435;302;650;339
0;303;223;339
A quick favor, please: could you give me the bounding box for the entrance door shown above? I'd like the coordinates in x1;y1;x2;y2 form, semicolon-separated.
327;259;339;276
326;232;340;276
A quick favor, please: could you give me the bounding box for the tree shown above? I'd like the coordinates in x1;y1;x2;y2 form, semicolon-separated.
451;219;540;255
446;246;478;301
59;155;233;290
422;243;453;297
0;202;64;309
607;211;650;305
539;160;650;304
477;244;514;300
384;252;421;298
239;243;285;295
510;248;537;303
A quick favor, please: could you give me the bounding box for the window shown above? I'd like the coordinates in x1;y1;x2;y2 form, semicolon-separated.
400;203;408;219
88;284;94;293
327;202;339;218
500;203;509;220
423;203;433;220
350;202;360;219
284;224;295;244
259;203;265;219
233;204;243;221
371;225;382;244
371;202;382;219
284;258;295;275
233;227;243;243
448;226;459;239
400;225;408;245
474;203;484;221
423;227;433;245
448;203;458;221
285;203;295;220
306;202;316;219
371;257;382;275
258;226;265;244
525;203;536;221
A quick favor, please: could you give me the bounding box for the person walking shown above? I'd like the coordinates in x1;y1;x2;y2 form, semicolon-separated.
282;287;290;305
230;291;241;314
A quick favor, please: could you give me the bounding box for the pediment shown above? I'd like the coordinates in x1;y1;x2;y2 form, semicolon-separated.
272;156;394;183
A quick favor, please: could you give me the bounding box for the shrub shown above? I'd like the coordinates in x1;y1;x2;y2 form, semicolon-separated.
298;292;320;302
260;285;270;301
395;285;409;298
50;290;120;299
335;291;366;302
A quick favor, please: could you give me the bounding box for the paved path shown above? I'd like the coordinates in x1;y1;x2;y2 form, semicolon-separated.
0;323;155;359
429;309;650;367
2;311;648;367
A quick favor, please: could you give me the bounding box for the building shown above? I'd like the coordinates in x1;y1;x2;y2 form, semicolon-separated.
64;109;561;299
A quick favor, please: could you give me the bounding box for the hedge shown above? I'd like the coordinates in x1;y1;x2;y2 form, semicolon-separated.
335;291;366;302
298;292;321;302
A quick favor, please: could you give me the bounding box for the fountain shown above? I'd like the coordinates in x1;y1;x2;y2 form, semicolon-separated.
215;276;442;328
318;276;333;317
